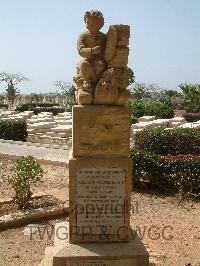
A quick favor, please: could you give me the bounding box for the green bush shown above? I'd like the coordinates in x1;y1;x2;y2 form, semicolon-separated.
15;104;65;115
131;149;200;193
135;128;200;155
15;104;35;112
7;156;44;208
179;84;200;113
130;116;138;124
183;112;200;122
127;100;146;118
33;107;65;115
128;99;174;119
0;104;8;109
0;120;27;141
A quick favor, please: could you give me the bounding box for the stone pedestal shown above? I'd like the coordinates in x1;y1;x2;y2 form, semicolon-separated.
40;222;149;266
69;105;132;243
69;154;132;243
72;105;131;157
41;105;149;265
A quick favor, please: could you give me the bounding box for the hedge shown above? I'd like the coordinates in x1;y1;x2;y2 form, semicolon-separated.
0;120;27;141
16;104;65;115
128;99;174;119
135;128;200;155
33;107;65;115
16;103;60;112
183;112;200;122
0;104;8;109
130;116;138;124
131;149;200;193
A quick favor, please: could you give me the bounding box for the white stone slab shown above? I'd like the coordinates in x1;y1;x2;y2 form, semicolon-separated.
138;116;155;122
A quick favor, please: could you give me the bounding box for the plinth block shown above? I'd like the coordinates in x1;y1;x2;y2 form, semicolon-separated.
72;105;131;157
52;222;149;266
69;154;133;243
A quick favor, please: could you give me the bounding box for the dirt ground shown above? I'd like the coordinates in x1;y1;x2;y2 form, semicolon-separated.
0;158;200;266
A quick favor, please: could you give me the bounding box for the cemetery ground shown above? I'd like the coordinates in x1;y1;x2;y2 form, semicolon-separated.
0;158;200;266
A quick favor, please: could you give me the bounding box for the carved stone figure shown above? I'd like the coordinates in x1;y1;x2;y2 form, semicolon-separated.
74;10;131;105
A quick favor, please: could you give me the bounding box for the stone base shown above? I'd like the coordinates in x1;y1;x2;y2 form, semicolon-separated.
72;105;131;157
69;154;133;243
41;222;149;266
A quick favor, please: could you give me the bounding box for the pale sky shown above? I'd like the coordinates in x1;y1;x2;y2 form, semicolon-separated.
0;0;200;94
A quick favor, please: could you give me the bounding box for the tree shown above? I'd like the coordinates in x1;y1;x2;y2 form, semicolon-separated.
130;83;151;100
128;67;135;85
164;89;181;98
0;72;28;105
0;94;4;102
179;83;200;112
30;93;43;103
55;81;76;110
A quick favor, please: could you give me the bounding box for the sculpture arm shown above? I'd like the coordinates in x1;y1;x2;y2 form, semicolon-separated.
77;33;92;58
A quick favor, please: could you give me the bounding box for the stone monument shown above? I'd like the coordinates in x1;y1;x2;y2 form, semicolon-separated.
41;10;149;266
73;10;130;106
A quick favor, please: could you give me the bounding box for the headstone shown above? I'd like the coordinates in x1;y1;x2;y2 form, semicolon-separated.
42;10;149;266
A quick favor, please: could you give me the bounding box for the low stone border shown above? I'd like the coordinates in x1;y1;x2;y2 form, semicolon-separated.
0;192;48;205
0;202;69;230
0;139;68;150
0;153;69;167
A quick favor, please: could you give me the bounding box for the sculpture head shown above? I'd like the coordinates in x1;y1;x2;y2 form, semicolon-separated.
84;10;104;35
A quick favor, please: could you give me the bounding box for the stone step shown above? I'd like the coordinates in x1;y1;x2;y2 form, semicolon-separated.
45;132;68;138
55;120;72;125
50;125;72;133
0;117;25;122
27;117;54;124
178;123;200;129
28;122;56;129
138;116;156;122
39;135;68;141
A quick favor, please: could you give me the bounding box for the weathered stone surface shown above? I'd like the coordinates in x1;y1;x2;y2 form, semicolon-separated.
93;68;130;105
73;11;131;106
40;10;149;266
69;154;132;243
49;222;149;266
72;105;131;157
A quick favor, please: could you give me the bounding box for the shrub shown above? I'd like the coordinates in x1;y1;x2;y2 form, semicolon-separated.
131;149;200;193
179;83;200;113
135;128;200;155
0;103;8;109
15;104;35;112
16;103;60;111
130;116;138;124
33;107;65;115
132;128;200;194
128;99;174;119
0;120;27;141
7;156;44;208
183;112;200;122
127;100;146;118
15;104;65;115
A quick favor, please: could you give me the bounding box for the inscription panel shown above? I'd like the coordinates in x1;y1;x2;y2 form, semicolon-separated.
65;259;136;266
65;261;106;266
76;168;125;234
